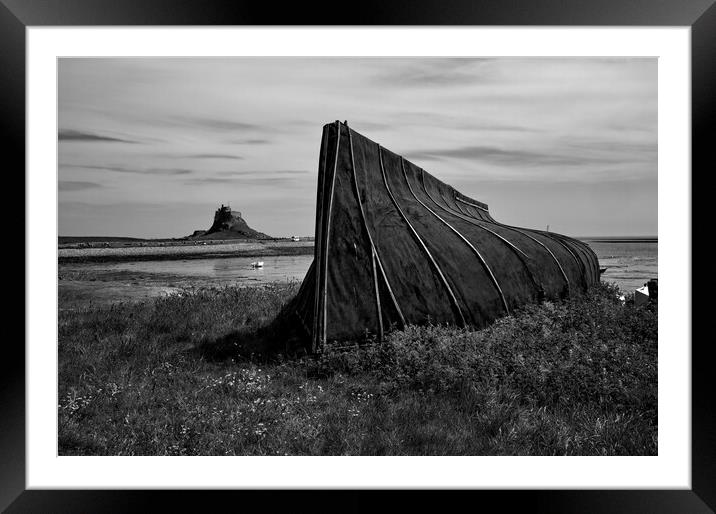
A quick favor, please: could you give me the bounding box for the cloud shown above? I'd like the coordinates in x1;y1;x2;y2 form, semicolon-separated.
62;164;192;176
564;140;656;155
405;142;653;168
59;181;104;191
216;170;309;176
344;121;394;132
184;175;304;186
225;138;272;145
183;178;235;185
464;123;538;133
58;129;138;143
405;146;585;166
172;116;263;132
184;154;244;160
57;57;657;238
373;58;493;87
356;112;538;134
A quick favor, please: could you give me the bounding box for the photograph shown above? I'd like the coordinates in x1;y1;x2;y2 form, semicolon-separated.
57;56;658;457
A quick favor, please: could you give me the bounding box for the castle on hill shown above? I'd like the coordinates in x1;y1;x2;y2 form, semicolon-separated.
188;204;271;240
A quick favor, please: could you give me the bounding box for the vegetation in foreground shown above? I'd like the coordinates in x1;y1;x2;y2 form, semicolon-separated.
58;282;657;455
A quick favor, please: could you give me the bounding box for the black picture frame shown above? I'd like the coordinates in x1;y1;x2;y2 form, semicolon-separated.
4;0;712;511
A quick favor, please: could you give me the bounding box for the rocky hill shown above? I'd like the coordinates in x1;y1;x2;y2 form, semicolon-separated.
189;205;272;240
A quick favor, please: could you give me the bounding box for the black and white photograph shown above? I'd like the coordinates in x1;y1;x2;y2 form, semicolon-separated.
57;57;658;457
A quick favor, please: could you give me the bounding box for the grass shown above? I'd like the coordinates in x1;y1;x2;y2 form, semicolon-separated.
58;281;657;455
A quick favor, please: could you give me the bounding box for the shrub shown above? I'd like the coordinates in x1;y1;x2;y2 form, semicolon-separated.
316;282;657;413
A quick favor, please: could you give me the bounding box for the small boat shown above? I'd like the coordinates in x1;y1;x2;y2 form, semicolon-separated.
599;267;608;274
251;261;264;268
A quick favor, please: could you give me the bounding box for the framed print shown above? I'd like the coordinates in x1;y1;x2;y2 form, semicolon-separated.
5;0;713;511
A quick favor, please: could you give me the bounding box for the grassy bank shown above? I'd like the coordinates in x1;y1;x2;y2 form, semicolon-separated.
58;282;657;455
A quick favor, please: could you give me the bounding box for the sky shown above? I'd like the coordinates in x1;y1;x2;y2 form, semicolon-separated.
58;57;657;238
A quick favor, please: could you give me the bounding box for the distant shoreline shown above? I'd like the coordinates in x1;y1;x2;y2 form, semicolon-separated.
60;235;654;245
59;240;315;264
58;236;315;245
58;235;655;264
580;237;657;243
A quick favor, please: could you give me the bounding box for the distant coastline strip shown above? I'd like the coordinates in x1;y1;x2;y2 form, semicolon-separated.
580;237;657;243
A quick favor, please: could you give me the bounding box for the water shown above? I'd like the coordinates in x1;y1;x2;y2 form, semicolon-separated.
59;255;314;307
97;242;654;292
92;255;314;285
587;241;658;292
59;241;656;306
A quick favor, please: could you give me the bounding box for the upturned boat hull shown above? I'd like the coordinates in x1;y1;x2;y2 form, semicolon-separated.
292;121;600;352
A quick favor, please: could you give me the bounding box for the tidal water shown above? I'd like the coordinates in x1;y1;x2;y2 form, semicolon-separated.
59;241;656;306
58;255;314;307
89;254;314;285
587;241;658;292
